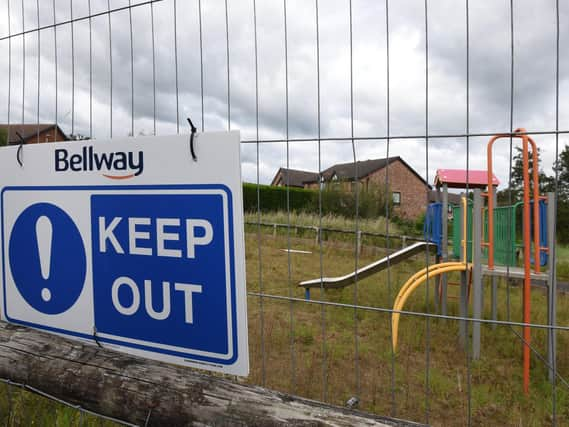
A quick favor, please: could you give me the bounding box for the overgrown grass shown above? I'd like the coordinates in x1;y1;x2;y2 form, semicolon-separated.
0;384;118;426
5;213;567;426
244;226;569;426
244;210;405;236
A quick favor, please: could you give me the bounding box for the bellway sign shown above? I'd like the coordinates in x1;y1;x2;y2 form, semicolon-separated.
0;131;248;376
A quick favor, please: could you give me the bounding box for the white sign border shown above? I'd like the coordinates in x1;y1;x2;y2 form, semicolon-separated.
0;184;240;367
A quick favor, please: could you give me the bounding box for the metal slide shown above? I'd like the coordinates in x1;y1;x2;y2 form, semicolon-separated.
299;241;437;290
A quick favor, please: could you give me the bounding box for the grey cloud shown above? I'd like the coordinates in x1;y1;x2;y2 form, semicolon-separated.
0;0;567;187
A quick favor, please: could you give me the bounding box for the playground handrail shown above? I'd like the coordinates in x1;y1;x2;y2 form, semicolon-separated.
486;128;540;273
486;128;541;395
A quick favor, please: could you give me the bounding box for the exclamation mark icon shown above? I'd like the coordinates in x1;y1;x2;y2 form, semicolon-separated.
36;216;53;302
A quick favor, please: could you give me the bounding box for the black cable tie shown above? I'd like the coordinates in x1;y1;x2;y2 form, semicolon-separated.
187;117;198;161
92;326;103;348
15;131;24;167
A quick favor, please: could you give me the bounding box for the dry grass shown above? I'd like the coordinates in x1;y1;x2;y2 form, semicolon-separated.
4;215;567;426
245;210;404;236
244;230;569;426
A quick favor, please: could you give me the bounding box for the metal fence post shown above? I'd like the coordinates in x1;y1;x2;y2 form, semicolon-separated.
441;183;448;316
491;191;498;329
459;192;467;348
472;189;482;360
547;192;557;382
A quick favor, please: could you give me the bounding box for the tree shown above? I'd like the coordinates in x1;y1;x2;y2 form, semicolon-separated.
0;128;7;147
554;144;569;202
508;146;552;200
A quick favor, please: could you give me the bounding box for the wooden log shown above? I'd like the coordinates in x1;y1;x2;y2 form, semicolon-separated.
0;322;422;427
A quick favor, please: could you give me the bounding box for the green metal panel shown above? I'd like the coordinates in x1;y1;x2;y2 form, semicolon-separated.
451;200;520;266
483;205;518;267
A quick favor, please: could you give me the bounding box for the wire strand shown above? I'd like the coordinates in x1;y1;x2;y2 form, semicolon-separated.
252;0;266;388
198;0;204;132
150;0;156;136
348;0;361;401
173;0;179;133
240;129;569;144
129;0;135;136
36;0;40;143
385;0;397;416
225;0;230;131
283;0;296;394
88;0;93;138
465;1;472;425
0;0;165;42
107;0;113;138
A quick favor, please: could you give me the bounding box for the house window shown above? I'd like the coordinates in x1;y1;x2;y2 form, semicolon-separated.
392;191;401;205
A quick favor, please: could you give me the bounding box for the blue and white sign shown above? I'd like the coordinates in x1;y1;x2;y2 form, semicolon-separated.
0;132;248;375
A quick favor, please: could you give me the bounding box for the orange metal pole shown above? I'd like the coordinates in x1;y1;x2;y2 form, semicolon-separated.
487;128;535;395
528;136;541;273
521;134;531;395
486;132;519;269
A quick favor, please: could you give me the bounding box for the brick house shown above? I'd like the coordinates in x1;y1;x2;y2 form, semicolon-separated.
271;157;432;220
0;124;69;145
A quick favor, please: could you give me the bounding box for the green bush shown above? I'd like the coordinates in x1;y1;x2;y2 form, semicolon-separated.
557;201;569;244
390;214;424;237
242;182;391;219
0;128;7;147
320;184;390;219
243;183;316;213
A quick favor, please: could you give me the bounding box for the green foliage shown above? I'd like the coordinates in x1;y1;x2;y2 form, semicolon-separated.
495;144;569;244
320;183;391;219
390;213;425;237
242;182;391;219
243;183;317;213
557;200;569;244
555;144;569;201
0;384;117;426
509;146;553;199
0;128;7;147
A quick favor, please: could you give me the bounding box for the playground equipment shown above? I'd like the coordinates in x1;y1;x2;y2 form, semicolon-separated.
299;241;437;299
486;129;548;394
450;199;548;267
298;130;557;395
395;128;556;395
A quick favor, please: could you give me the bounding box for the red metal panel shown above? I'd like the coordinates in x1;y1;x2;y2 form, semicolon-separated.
435;169;500;188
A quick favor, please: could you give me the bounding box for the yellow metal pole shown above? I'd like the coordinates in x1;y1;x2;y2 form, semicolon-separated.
392;264;471;350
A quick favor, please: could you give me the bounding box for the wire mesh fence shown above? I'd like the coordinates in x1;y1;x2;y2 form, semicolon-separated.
0;0;567;425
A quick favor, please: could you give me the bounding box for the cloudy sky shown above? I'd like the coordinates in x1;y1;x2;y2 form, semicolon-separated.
0;0;567;189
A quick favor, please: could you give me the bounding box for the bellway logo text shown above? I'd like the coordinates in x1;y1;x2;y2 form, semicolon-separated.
55;147;144;180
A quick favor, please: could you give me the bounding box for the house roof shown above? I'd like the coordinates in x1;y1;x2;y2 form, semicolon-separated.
0;124;69;144
317;157;431;189
271;157;432;189
319;158;395;181
434;169;500;189
270;168;319;188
